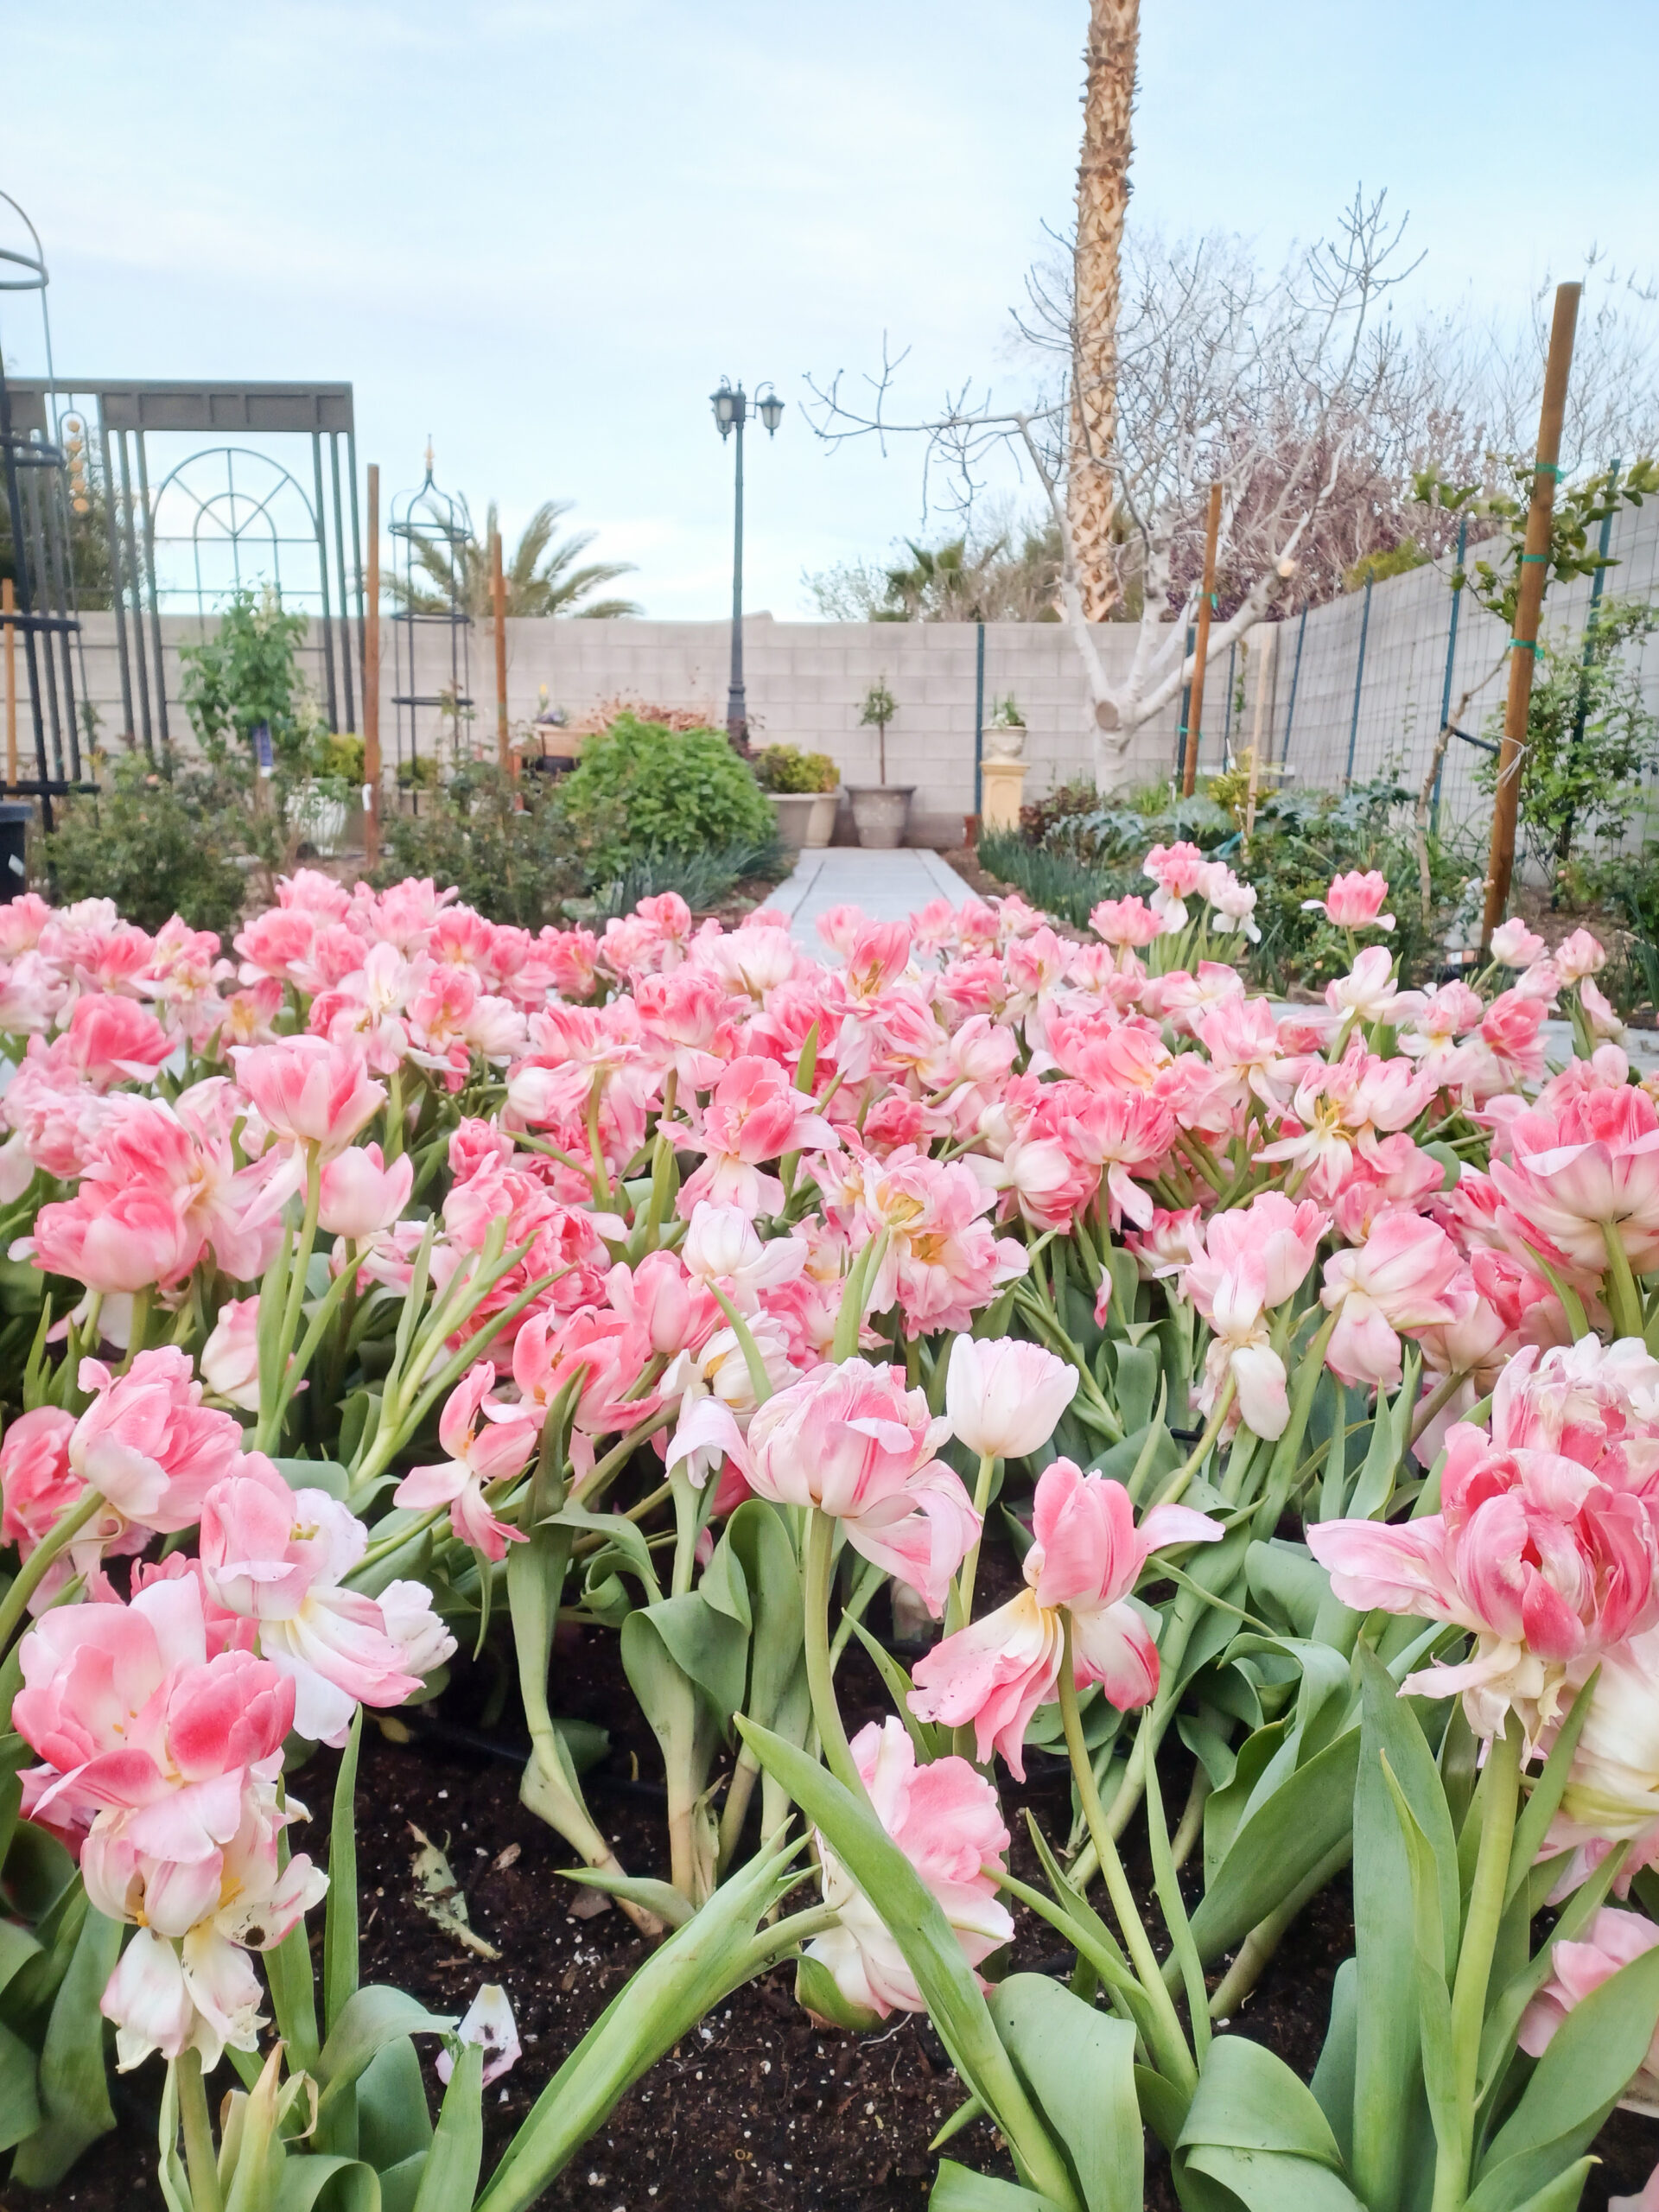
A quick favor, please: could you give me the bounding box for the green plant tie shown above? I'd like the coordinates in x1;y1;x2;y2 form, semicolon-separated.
1518;553;1548;563
1508;637;1537;652
1532;461;1564;478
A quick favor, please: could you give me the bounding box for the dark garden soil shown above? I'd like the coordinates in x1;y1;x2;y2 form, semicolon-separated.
21;1599;1659;2212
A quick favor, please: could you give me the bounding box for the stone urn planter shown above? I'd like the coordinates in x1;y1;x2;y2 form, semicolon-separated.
848;784;913;849
769;790;837;851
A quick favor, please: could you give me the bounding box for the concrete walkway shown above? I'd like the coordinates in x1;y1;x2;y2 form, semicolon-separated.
769;845;976;952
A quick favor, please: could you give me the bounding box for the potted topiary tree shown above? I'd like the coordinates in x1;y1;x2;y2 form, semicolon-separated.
753;744;840;850
848;678;912;848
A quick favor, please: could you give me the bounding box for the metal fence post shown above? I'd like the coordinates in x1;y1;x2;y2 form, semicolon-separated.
1279;606;1307;766
973;620;984;819
1430;513;1468;835
1344;573;1373;785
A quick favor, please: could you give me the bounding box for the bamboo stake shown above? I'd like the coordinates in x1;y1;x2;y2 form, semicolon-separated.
1180;481;1224;797
3;578;15;792
492;524;510;775
1482;282;1580;946
363;465;381;865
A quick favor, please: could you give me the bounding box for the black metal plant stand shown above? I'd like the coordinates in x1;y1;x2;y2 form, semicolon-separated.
389;446;474;807
0;194;96;830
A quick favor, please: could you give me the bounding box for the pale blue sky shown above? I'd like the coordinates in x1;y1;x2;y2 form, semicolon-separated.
4;0;1656;618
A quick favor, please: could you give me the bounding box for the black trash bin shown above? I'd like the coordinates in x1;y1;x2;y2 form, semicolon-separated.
0;804;30;902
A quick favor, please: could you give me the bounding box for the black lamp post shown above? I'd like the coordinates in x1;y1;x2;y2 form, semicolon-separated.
710;378;784;748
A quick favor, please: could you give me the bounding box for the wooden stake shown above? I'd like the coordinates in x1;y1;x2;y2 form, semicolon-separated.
492;524;510;775
1180;481;1224;797
3;579;15;793
1482;281;1580;945
363;465;381;865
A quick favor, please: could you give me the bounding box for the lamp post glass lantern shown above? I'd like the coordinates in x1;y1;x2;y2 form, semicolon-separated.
710;377;782;748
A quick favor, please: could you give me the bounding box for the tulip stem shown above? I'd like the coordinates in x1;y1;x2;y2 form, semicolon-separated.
1600;1222;1646;1342
262;1144;322;1452
1439;1718;1522;2209
1408;1366;1470;1451
1150;1375;1235;1509
1057;1614;1195;2095
946;1453;999;1637
117;1285;152;1374
0;1487;101;1654
803;1510;862;1799
176;2047;223;2212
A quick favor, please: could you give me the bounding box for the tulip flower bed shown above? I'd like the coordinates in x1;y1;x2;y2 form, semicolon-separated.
3;846;1659;2212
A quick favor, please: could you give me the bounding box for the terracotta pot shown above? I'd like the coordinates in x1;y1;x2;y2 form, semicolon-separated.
847;784;914;850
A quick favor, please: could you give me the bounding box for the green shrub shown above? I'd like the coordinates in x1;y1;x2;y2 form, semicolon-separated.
44;753;250;938
754;744;838;794
372;763;583;928
556;714;773;877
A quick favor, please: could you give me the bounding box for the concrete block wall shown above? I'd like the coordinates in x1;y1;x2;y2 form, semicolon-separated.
57;492;1659;856
67;610;1180;848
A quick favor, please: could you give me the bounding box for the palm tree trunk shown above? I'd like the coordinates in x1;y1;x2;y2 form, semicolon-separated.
1068;0;1140;625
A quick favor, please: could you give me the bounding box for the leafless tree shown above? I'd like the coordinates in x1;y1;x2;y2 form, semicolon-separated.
804;191;1427;787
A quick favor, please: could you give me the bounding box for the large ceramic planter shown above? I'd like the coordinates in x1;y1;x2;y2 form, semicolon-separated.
289;784;350;856
848;784;913;849
769;793;817;851
769;790;839;850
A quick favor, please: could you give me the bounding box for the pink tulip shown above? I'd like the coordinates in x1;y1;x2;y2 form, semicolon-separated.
1555;929;1607;984
1202;862;1261;940
1324;944;1402;1024
233;1035;385;1156
1491;1084;1659;1274
394;1361;536;1560
0;1402;142;1610
1308;1423;1659;1738
1491;918;1547;968
944;1334;1078;1460
1090;894;1165;948
511;1309;658;1480
1194;1257;1293;1440
911;1460;1221;1776
802;1719;1013;2018
1122;1205;1206;1284
318;1141;414;1238
1142;842;1208;930
14;1573;296;1842
29;1175;201;1295
1486;1336;1659;1488
1185;1191;1327;1313
200;1295;263;1412
677;1055;841;1219
199;1454;431;1744
711;1357;977;1616
0;1403;80;1551
69;1348;247;1532
1303;868;1395;931
681;1199;809;1312
1518;1907;1659;2114
93;1782;327;2071
606;1247;720;1358
233;906;317;982
62;992;174;1087
1320;1212;1471;1389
